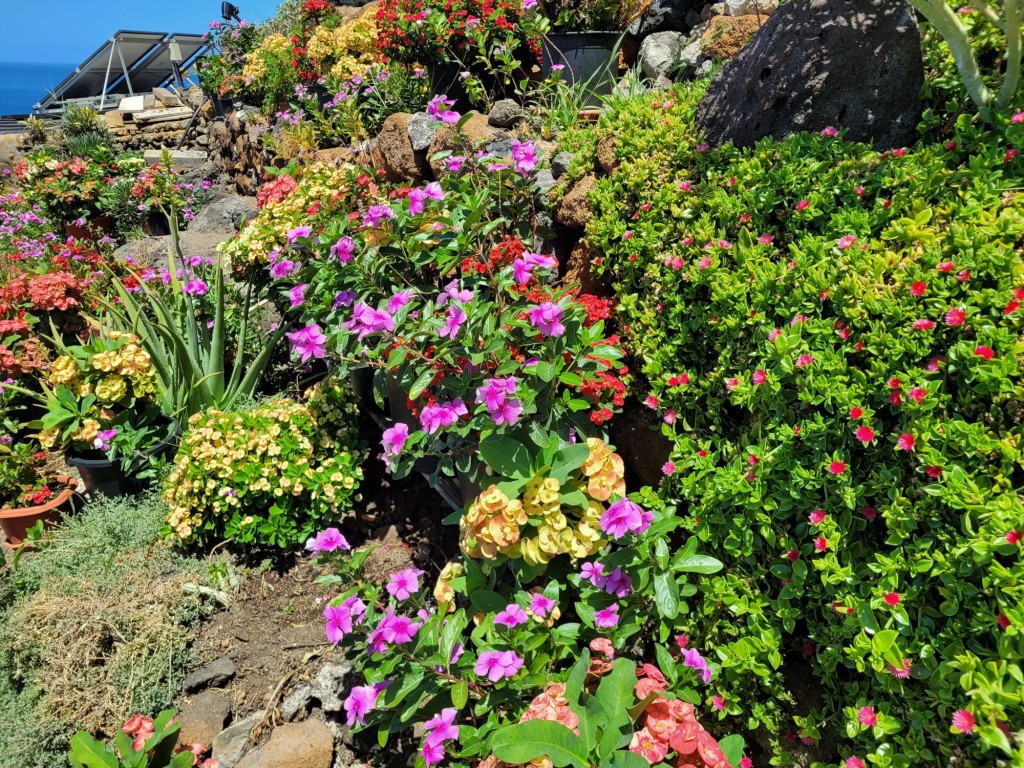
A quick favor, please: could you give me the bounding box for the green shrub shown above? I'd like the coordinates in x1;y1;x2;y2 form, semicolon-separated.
162;377;365;548
0;494;218;768
574;77;1024;766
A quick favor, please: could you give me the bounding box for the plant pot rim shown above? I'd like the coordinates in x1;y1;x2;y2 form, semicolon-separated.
545;30;624;37
0;475;78;519
66;419;181;467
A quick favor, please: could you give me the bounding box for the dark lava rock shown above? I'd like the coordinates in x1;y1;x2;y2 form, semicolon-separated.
694;0;923;150
628;0;706;38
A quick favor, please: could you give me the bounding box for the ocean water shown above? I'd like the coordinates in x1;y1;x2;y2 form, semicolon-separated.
0;62;76;115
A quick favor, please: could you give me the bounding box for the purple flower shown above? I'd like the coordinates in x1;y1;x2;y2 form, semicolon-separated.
424;708;459;742
421;734;446;766
438;279;473;306
475;377;522;426
495;604;528;628
682;647;713;684
343;303;395;341
527;302;565;336
387;290;413;314
92;428;118;451
599;498;654;539
287;324;328;362
594;605;620;629
378;611;421;644
512;138;538;175
387;568;424;600
325;598;364;644
438;306;467;339
420;399;468;434
427;95;460;124
581;561;608;589
363;205;396;229
306;527;351;552
382;422;409;460
474;650;524;682
529;593;555;618
269;258;298;279
331;236;355;263
334;291;357;308
522;0;537;8
445;155;468;172
525;251;557;270
184;279;208;296
287;225;312;243
512;258;533;285
289;283;308;308
604;568;633;598
344;684;381;726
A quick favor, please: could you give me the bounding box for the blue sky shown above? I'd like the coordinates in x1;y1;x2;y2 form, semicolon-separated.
3;0;283;64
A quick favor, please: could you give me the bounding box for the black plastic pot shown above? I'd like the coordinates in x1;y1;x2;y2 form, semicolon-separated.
349;366;386;417
68;422;181;499
427;62;511;113
144;210;171;237
541;32;621;107
210;96;234;118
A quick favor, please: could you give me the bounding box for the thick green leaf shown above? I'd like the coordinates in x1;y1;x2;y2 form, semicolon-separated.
599;750;649;768
479;437;533;479
68;733;118;768
408;367;436;400
672;554;723;574
452;681;469;709
595;658;637;758
491;720;589;768
718;734;746;767
653;572;680;619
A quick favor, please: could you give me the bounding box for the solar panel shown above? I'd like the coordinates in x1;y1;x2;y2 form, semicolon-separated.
34;31;208;112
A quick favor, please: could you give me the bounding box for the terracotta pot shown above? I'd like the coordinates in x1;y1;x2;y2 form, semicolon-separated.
0;475;79;548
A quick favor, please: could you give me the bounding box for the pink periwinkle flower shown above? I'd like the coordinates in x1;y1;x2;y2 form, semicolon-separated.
363;205;396;229
438;305;467;339
529;593;555;618
600;498;654;539
527;302;565;337
286;225;312;243
343;303;395;341
420;399;468;434
289;283;308;308
594;605;619;629
306;527;350;552
387;568;424;600
287;324;327;362
344;683;383;726
682;647;712;683
512;138;538;175
495;603;529;628
331;236;355;262
474;650;524;681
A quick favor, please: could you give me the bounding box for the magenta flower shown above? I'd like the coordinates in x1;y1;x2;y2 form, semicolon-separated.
184;279;208;296
855;426;875;444
424;708;459;742
344;684;381;726
289;283;308;308
599;498;654;539
420;399;468;434
93;428;118;451
343;303;395;341
495;604;528;628
594;605;619;629
363;204;396;228
286;225;312;243
752;369;767;385
858;706;877;727
325;599;361;644
682;647;712;683
438;306;467;339
387;290;413;314
386;568;424;600
512;138;538;175
382;422;409;458
306;527;350;552
269;257;297;279
446;155;467;172
951;709;975;735
581;561;608;589
427;95;460;124
378;610;421;644
330;236;355;262
476;377;522;426
512;259;534;285
527;302;565;336
604;568;633;598
836;234;857;249
287;324;327;362
438;280;474;306
529;593;555;618
474;650;524;681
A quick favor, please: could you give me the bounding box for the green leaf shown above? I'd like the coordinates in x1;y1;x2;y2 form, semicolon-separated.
871;629;898;656
653;572;679;619
672;554;723;574
452;681;469;709
408;368;435;400
599;750;649;768
718;734;746;767
479;437;533;478
491;720;589;768
564;648;591;707
68;733;118;768
439;611;468;666
596;658;638;758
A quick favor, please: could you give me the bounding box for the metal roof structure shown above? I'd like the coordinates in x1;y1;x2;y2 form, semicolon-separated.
34;31;208;112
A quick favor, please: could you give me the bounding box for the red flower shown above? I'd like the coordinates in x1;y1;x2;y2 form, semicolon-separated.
996;613;1011;630
944;307;966;326
936;262;955;272
926;466;943;479
809;509;827;525
786;549;799;562
974;345;995;360
884;592;901;606
896;433;915;451
1006;530;1021;545
828;461;846;475
951;709;975;735
849;406;864;419
862;507;877;520
908;281;927;296
752;369;767;385
855;426;875;444
907;387;926;404
814;537;827;552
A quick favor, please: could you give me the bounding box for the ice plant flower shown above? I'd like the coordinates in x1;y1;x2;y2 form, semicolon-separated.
829;461;847;475
752;369;767;385
896;432;915;451
287;324;327;362
386;568;423;600
858;707;877;727
855;426;875;444
975;345;995;359
884;592;901;606
951;709;975;735
600;498;654;539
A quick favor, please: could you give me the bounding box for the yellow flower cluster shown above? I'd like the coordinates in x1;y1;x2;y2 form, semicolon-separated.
162;395;362;545
241;33;290;83
460;486;527;559
581;437;626;501
219;163;353;265
460;440;626;566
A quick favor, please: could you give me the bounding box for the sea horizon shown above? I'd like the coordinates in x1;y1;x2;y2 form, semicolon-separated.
0;61;77;116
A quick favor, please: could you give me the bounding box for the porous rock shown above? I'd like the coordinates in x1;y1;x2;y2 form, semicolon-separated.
374;112;430;183
427;111;498;176
187;197;258;235
236;719;334;768
695;0;923;150
638;32;684;80
212;711;264;768
699;14;764;61
595;137;619;175
551;151;574;180
407;112;434;152
488;99;524;129
555;175;598;230
177;690;231;749
724;0;777;14
628;0;705;39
